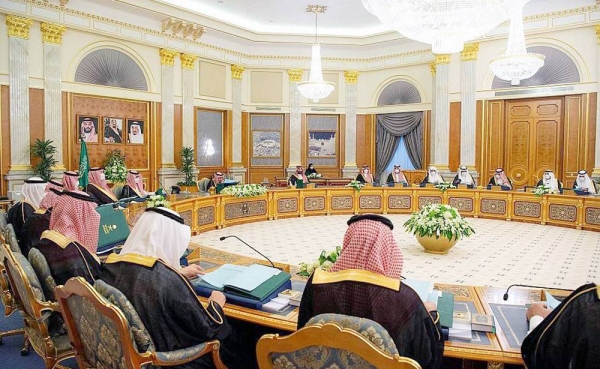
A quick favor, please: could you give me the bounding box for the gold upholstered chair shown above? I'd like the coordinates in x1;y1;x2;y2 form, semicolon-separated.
0;229;26;348
55;277;228;369
256;313;421;369
0;243;74;367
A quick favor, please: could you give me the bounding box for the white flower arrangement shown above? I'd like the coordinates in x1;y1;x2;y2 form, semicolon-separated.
298;246;342;277
533;184;556;196
146;194;170;208
403;203;475;241
434;182;456;192
104;150;127;184
346;179;365;192
220;183;268;198
307;173;323;179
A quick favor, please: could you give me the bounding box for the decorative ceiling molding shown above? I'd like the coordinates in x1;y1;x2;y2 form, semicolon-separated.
161;17;205;40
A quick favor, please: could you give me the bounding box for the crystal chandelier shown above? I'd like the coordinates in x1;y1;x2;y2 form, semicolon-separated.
362;0;511;54
489;0;544;85
297;5;335;103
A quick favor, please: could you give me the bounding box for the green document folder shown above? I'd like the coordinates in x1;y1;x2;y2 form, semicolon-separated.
96;204;130;254
225;271;292;301
296;179;304;189
437;292;455;328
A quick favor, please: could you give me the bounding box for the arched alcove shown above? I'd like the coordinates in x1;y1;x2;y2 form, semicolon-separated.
75;48;149;91
377;80;422;106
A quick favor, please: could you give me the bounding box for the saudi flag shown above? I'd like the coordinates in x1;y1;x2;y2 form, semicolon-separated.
79;140;90;189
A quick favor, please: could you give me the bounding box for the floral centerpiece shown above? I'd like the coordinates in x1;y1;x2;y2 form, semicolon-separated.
220;183;268;198
307;172;323;179
346;179;364;192
103;150;127;185
146;194;170;208
404;203;475;241
533;184;557;196
434;182;456;192
298;246;342;277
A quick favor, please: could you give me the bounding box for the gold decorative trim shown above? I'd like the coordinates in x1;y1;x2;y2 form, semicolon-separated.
287;69;303;82
595;25;600;44
344;70;359;84
180;53;198;70
312;268;400;291
8;164;32;171
159;48;178;66
428;61;436;76
231;64;245;80
40;230;74;249
41;22;66;44
6;15;34;40
461;43;480;61
105;252;158;267
434;54;451;65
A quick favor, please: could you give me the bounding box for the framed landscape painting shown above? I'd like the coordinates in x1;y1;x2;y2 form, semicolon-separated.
252;130;281;157
308;130;336;157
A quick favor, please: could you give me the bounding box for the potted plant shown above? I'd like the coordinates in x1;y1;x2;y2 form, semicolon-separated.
103;150;128;185
403;203;475;254
31;139;58;181
177;147;196;192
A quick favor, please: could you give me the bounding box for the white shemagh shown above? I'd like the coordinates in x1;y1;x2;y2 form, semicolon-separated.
120;208;191;269
459;171;473;185
576;174;596;194
427;166;443;184
542;172;560;192
21;178;48;209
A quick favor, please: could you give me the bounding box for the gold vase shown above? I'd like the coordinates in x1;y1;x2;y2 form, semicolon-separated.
415;234;458;255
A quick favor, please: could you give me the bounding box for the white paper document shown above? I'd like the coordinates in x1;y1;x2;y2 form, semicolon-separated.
200;263;280;292
403;278;434;302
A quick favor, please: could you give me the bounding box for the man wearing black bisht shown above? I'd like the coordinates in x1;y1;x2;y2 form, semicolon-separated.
521;283;600;369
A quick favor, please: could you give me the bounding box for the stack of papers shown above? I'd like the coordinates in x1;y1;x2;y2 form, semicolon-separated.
201;264;280;292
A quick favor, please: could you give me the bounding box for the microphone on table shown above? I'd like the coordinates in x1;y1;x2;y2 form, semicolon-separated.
219;235;278;270
503;284;574;301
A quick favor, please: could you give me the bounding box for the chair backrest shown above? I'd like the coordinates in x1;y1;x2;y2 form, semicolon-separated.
28;247;58;301
112;185;124;200
55;277;155;369
197;178;211;192
0;208;7;232
4;223;21;253
256;314;421;369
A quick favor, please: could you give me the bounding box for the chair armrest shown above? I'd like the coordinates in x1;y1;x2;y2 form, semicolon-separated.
152;341;214;366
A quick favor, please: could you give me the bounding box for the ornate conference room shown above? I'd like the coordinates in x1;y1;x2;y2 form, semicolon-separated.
1;0;600;368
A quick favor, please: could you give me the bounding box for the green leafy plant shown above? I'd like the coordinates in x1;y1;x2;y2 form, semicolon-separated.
220;184;268;198
103;150;127;184
298;246;342;276
403;203;475;241
533;184;556;196
178;147;196;186
346;179;364;192
434;182;456;192
307;173;322;179
31;139;58;182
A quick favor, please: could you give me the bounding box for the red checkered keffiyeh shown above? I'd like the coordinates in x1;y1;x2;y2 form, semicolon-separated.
38;181;63;210
330;219;403;279
126;171;146;197
63;171;79;191
50;192;100;254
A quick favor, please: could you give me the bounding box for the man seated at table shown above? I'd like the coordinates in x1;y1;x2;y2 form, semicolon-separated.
86;167;119;205
62;170;80;191
288;165;309;187
120;170;147;199
305;163;319;177
8;177;47;244
101;207;241;368
572;170;597;194
298;214;444;369
355;165;374;184
452;166;476;188
488;168;512;189
198;171;225;192
34;190;102;285
387;164;407;185
421;165;445;186
536;169;563;193
522;283;600;368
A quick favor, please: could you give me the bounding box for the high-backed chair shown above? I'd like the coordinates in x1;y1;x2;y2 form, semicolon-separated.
55;277;228;369
0;243;73;366
0;232;25;347
256;313;421;369
4;223;21;254
0;209;7;232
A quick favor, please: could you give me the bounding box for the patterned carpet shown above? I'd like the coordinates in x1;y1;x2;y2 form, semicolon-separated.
192;214;600;290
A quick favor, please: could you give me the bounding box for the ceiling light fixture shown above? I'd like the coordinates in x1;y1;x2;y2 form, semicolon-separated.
297;5;335;103
361;0;511;54
489;0;544;85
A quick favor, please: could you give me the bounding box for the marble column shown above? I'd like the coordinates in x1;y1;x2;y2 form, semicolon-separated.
6;15;34;197
460;43;480;183
158;49;179;187
342;70;359;179
287;69;303;175
594;26;600;180
180;53;197;149
433;54;451;173
41;22;66;171
229;65;246;183
429;61;436;165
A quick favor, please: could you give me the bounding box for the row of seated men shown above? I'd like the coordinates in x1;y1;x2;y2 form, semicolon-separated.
4;178;598;368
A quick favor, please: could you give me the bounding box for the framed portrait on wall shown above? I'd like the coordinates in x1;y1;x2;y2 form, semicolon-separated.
77;115;100;144
252;130;281;157
308;130;337;157
103;117;124;144
126;119;145;144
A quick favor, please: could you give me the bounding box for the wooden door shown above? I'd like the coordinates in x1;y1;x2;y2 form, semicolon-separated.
505;98;563;187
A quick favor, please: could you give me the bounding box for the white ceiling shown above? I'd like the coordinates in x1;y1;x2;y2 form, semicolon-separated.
157;0;597;38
